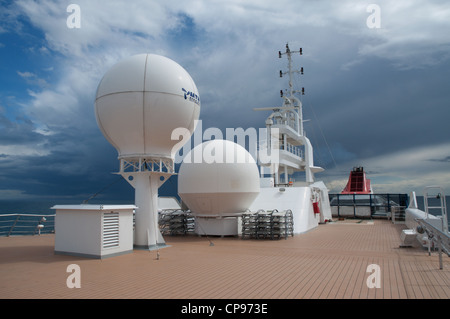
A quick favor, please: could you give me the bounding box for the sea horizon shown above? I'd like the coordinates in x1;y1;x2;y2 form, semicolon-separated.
1;195;448;217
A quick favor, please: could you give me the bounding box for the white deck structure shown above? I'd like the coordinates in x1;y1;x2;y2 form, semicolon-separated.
250;43;332;234
52;204;136;259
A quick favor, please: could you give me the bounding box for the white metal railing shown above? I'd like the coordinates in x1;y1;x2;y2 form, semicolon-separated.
258;139;303;158
391;206;406;224
283;141;303;158
423;186;448;233
120;157;175;174
416;218;450;270
0;214;55;236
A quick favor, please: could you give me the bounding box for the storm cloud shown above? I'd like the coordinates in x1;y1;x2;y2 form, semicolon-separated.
0;0;449;200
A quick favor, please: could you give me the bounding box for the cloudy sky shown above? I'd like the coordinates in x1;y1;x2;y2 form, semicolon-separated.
0;0;449;202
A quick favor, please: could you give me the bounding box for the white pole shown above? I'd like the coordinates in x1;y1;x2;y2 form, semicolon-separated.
133;172;165;249
284;165;288;184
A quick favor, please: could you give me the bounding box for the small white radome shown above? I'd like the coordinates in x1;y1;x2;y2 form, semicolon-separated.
178;139;260;217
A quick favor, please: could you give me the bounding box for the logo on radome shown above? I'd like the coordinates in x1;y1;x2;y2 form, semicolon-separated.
182;88;200;105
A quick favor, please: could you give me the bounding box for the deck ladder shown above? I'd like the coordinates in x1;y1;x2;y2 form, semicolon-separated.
424;186;448;234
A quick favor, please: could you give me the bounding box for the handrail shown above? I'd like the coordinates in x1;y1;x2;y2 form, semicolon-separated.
423;186;448;233
0;213;55;237
416;217;450;270
329;193;409;219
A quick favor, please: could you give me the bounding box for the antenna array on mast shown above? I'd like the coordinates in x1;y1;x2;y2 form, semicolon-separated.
253;42;306;136
253;42;324;185
279;43;305;98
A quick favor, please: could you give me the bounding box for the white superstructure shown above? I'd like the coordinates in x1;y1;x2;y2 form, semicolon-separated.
177;44;332;236
254;44;323;185
250;43;332;234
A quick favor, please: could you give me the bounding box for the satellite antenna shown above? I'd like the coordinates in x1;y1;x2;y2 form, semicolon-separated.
95;54;200;250
178;140;260;237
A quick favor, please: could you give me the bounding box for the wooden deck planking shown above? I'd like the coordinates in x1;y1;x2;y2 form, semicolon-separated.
0;219;448;299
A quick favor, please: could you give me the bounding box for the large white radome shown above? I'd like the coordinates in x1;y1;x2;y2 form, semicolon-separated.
178;140;260;217
95;54;200;160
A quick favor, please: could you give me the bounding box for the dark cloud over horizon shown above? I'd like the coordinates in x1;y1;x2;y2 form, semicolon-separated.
0;0;449;201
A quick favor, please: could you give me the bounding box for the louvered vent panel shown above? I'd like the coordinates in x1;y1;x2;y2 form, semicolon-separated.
103;212;119;249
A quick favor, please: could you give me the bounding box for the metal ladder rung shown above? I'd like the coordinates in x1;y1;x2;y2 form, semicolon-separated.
423;186;448;235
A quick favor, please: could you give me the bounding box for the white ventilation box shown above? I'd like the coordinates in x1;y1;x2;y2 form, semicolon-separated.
400;229;417;247
52;205;136;259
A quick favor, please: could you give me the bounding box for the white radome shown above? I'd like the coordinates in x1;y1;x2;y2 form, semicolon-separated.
178;140;260;217
94;53;200;160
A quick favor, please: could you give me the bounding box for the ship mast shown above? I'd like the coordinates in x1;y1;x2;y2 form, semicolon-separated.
254;43;324;185
279;43;305;136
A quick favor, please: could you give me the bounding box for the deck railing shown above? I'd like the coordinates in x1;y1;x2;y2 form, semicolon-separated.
391;206;406;224
329;193;409;219
0;214;55;237
416;218;450;270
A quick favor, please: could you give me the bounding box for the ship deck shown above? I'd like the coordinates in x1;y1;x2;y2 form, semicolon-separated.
0;219;448;299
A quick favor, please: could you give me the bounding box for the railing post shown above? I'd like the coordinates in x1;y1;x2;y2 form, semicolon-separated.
337;194;340;218
353;193;356;218
7;215;20;237
438;239;443;270
33;217;46;236
387;194;391;214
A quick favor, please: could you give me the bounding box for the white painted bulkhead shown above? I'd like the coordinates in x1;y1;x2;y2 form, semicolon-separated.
249;182;332;234
311;181;333;224
195;217;239;236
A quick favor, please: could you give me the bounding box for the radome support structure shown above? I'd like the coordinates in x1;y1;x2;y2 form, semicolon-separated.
119;159;175;249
